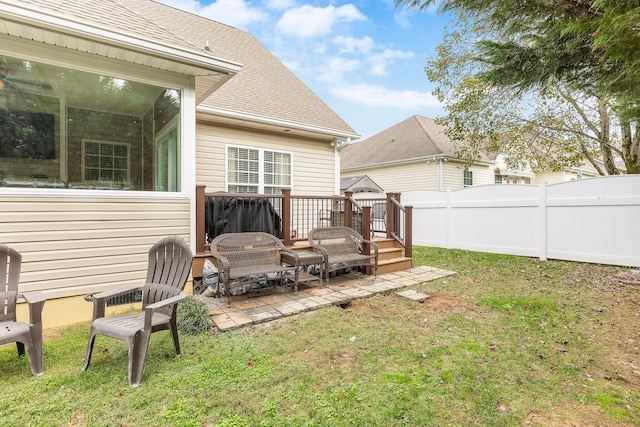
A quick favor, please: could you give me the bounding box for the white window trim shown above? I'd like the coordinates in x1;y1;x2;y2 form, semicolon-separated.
463;169;473;187
0;38;192;198
81;139;131;183
225;144;293;194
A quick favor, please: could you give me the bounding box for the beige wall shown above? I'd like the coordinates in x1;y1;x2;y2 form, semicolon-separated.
342;159;494;192
196;123;337;196
342;162;438;193
0;194;190;300
533;171;575;185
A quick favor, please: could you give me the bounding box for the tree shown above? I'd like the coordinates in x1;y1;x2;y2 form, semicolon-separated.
396;0;640;111
396;0;640;174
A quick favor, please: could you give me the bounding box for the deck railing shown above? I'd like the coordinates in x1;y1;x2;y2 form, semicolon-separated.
356;193;412;259
195;186;410;259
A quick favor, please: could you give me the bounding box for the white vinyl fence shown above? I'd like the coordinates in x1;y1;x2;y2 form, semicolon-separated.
402;175;640;268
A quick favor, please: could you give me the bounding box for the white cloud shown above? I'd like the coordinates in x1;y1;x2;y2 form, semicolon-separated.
333;35;375;54
265;0;296;10
368;48;414;75
393;10;411;28
331;83;441;109
316;57;362;83
276;4;366;38
158;0;267;28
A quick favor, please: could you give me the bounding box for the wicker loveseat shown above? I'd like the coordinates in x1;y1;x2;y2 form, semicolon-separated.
210;232;301;307
308;226;378;284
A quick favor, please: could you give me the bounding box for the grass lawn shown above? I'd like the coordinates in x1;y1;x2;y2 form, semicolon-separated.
1;247;639;426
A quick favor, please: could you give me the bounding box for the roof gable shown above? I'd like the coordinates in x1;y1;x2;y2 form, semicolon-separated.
341;115;462;169
139;1;356;137
1;0;357;139
340;175;384;193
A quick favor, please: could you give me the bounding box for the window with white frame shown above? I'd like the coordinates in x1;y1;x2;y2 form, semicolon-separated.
227;146;291;194
463;169;473;187
495;174;503;184
0;54;181;192
83;140;130;184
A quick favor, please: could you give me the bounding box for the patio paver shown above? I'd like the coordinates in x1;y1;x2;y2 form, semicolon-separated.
203;266;456;331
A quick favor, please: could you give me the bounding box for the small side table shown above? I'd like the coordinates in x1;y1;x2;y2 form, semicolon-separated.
281;250;324;288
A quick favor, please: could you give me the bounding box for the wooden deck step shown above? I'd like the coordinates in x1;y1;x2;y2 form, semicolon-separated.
377;256;413;275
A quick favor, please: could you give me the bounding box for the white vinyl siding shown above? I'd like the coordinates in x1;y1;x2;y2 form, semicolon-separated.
343;162;440;193
196;124;336;196
0;195;190;299
344;160;494;192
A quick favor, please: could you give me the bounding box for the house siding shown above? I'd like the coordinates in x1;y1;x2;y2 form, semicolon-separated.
196;123;336;195
344;160;494;193
343;162;438;193
441;162;493;189
0;195;190;299
533;171;575;185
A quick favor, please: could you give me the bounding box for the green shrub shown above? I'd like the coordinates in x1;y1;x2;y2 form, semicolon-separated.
176;295;213;335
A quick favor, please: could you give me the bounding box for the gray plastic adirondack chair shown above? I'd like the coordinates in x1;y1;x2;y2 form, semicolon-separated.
83;236;193;386
0;244;46;376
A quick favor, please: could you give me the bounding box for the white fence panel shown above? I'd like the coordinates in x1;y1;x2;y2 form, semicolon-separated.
405;175;640;267
545;176;640;266
402;190;449;247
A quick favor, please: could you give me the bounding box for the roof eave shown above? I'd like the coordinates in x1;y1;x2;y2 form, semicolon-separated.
197;105;360;141
341;154;494;171
0;1;243;77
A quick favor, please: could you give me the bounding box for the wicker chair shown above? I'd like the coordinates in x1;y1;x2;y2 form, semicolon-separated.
83;236;193;387
0;244;46;376
308;226;378;285
210;232;300;307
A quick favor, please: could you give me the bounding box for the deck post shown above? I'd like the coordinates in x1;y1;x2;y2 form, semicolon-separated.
385;193;394;238
344;191;353;229
196;185;206;255
281;188;291;247
404;204;412;259
387;193;400;238
361;205;372;274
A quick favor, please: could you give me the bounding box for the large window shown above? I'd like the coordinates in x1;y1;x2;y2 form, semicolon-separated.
0;55;181;191
227;146;291;194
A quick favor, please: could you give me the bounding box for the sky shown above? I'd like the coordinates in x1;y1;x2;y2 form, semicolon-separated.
156;0;452;141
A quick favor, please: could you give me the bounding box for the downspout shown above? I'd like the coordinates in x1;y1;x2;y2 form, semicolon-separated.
334;137;350;195
438;158;444;190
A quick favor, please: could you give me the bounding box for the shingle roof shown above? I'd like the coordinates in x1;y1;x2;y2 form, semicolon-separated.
7;0;357;137
341;115;470;169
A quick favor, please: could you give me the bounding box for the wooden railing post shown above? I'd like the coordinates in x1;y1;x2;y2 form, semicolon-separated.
404;205;412;259
361;205;372;274
196;185;206;255
387;193;400;238
385;193;394;238
344;191;353;228
281;188;291;247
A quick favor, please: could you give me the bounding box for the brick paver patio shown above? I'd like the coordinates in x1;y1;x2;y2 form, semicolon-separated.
202;266;456;331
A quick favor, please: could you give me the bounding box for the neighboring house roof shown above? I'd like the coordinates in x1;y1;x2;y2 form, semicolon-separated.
341;115;490;170
340;175;384;193
2;0;358;140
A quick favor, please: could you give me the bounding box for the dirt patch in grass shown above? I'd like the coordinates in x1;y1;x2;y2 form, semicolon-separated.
347;290;476;318
346;265;640;426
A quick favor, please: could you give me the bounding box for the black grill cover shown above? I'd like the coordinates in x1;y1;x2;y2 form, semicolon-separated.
205;197;282;242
